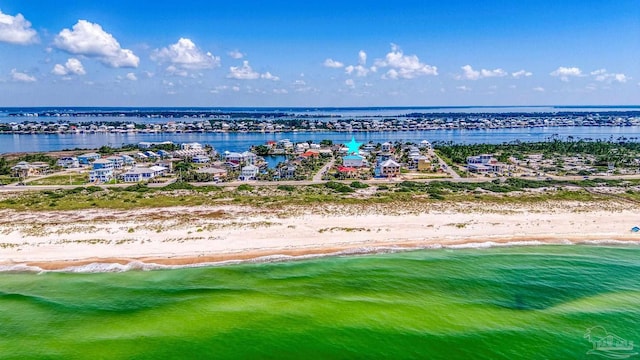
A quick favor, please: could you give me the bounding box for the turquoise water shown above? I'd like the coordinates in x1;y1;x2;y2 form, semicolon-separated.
0;245;639;359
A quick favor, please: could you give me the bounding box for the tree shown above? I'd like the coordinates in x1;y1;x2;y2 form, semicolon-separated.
253;145;271;156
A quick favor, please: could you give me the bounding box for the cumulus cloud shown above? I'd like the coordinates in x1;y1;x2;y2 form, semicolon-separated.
227;60;278;80
0;9;38;44
358;50;367;65
457;65;507;80
550;66;582;81
512;70;532;78
590;69;628;83
345;79;355;88
152;38;220;70
273;88;288;94
323;58;344;68
227;49;244;59
11;69;36;82
375;44;438;79
456;85;471;92
51;58;86;76
54;20;139;68
533;86;545;92
345;64;369;77
126;72;137;81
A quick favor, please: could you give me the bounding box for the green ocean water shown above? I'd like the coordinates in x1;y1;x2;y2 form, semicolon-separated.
0;245;639;359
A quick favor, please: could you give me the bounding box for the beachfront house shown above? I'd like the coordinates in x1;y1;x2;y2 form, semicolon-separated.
120;167;155;182
239;164;259;181
57;157;79;168
196;167;228;182
89;168;114;183
77;152;101;165
376;159;401;178
466;154;505;174
11;161;50;178
120;165;168;182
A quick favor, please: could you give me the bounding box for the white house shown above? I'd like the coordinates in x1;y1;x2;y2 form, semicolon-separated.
57;157;79;168
192;154;211;164
120;167;155;182
381;142;393;153
466;154;505;173
89;168;114;183
181;142;203;150
239;164;259;180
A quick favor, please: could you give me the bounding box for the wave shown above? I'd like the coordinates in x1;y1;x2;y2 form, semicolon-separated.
2;240;640;274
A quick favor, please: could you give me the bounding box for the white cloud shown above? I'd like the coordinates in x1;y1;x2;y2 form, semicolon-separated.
375;44;438;79
590;69;628;83
457;65;507;80
54;20;139;68
11;69;36;82
358;50;367;65
345;79;355;88
51;58;86;76
0;9;38;44
323;58;344;68
345;64;369;77
126;72;137;81
227;49;244;59
533;86;545;92
273;88;288;94
152;38;220;70
550;66;582;81
165;65;188;77
511;70;532;78
227;60;278;80
456;85;471;92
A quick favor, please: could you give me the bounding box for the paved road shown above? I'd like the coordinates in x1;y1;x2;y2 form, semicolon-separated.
312;158;335;182
3;171;640;193
429;149;460;179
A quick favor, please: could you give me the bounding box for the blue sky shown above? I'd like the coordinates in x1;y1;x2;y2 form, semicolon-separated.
0;0;638;107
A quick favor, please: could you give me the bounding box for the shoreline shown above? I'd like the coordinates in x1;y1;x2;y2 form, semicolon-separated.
7;237;640;273
1;200;639;272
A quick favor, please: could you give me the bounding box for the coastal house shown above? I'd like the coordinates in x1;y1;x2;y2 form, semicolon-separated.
77;152;101;165
239;164;259;181
192;154;211;164
105;155;124;169
120;167;155;182
381;142;393;153
225;151;257;165
57;157;79;168
342;154;367;168
120;165;168;182
196;167;228;182
377;159;401;178
89;168;114;183
419;140;432;149
466;154;505;173
12;161;50;178
91;159;114;170
181;142;203;151
279;164;298;179
121;155;136;166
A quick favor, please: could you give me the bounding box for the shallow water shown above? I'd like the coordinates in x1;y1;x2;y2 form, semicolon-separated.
0;245;638;359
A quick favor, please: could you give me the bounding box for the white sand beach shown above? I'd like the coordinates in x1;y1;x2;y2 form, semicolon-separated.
0;200;638;270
